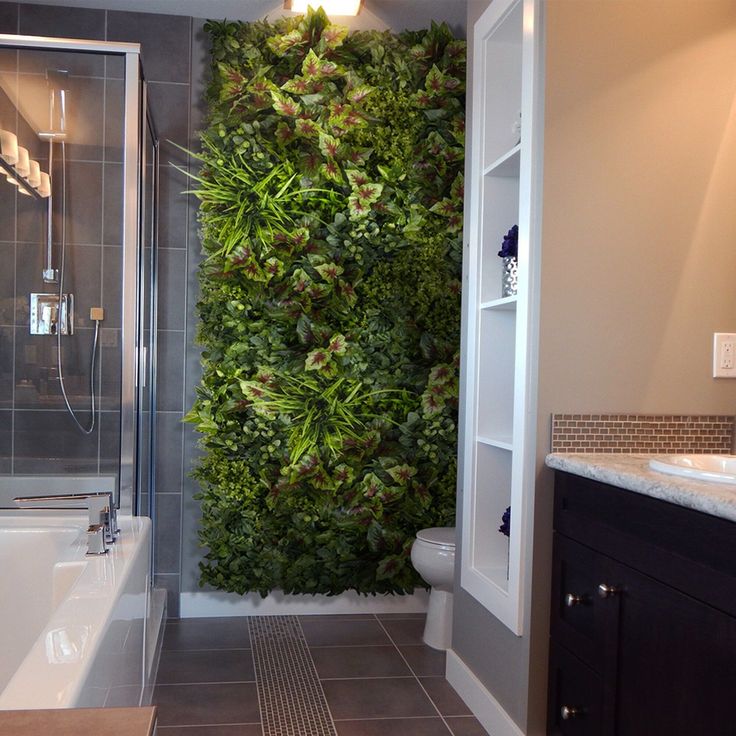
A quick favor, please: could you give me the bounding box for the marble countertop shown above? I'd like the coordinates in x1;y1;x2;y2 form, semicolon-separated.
545;453;736;524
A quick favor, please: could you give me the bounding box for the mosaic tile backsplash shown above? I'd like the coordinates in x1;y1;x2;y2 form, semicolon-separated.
551;414;735;454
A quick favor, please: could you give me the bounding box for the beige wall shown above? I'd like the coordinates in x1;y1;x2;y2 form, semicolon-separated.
454;1;736;733
539;0;736;419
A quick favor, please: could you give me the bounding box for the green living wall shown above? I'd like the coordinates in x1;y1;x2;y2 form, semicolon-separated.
187;9;466;596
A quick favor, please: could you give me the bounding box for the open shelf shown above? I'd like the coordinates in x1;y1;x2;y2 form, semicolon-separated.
480;0;524;167
480;295;517;311
479;177;520;303
475;309;515;441
477;434;513;451
465;442;512;599
483;144;521;178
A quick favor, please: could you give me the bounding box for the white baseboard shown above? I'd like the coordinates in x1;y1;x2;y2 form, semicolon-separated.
446;649;525;736
180;589;429;618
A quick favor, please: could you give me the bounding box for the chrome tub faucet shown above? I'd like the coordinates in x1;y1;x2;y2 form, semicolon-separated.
13;492;120;556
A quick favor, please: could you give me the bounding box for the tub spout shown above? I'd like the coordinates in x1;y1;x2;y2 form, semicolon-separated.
13;492;119;552
86;523;108;555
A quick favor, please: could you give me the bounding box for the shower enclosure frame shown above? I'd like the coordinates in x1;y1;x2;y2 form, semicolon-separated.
0;33;158;517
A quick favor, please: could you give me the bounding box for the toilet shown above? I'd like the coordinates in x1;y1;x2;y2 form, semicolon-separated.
410;526;456;650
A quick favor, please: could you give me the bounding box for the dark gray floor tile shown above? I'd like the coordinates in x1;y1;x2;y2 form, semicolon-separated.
381;618;426;645
399;644;446;677
163;617;251;651
445;716;490;736
335;718;452;736
311;645;411;679
157;726;262;735
301;618;392;647
153;682;260;726
156;648;255;684
420;678;472;716
322;677;436;720
104;684;141;707
298;614;377;622
376;612;427;620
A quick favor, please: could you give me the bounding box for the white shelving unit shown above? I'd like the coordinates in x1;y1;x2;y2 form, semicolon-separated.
460;0;543;635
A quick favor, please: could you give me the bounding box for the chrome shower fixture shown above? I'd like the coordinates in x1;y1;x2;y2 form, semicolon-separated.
30;293;73;335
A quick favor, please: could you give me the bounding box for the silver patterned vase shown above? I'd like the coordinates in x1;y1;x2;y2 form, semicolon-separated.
501;256;518;297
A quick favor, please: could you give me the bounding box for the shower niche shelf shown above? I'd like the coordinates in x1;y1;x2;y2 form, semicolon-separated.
460;0;543;635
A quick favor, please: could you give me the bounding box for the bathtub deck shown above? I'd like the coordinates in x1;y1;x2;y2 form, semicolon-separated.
0;707;156;736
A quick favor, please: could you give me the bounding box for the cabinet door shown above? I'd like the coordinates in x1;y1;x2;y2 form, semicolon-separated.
551;534;619;673
611;559;736;736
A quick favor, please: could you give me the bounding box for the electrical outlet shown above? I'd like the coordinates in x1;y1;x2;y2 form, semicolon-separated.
713;333;736;377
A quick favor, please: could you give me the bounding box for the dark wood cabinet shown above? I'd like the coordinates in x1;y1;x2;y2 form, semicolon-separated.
548;471;736;736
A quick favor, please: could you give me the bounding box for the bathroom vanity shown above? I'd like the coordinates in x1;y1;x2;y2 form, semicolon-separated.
545;455;736;736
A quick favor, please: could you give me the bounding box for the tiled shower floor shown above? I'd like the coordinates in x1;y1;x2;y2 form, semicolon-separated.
153;613;490;735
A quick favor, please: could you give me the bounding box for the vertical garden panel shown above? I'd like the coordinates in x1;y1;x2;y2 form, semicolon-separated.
187;9;466;596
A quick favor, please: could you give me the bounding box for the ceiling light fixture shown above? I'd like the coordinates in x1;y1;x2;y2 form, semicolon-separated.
289;0;362;16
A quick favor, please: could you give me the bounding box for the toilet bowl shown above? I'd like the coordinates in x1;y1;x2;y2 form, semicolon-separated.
410;526;456;650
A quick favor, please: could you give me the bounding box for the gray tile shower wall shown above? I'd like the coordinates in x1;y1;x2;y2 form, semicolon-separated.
0;9;124;481
0;2;200;616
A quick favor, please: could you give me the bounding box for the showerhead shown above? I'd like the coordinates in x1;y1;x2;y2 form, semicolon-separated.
38;69;69;141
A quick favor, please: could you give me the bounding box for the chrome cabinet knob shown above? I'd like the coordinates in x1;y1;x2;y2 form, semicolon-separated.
560;705;582;720
564;593;585;607
598;583;620;599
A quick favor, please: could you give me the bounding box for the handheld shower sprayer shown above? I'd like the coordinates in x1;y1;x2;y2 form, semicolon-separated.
39;68;69;142
40;69;69;284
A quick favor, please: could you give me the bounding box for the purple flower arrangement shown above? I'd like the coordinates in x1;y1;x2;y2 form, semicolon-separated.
499;505;511;537
497;225;518;259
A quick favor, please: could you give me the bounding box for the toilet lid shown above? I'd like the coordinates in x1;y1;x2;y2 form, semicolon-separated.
416;527;456;547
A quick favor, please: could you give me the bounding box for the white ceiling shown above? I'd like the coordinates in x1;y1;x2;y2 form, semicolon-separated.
12;0;467;28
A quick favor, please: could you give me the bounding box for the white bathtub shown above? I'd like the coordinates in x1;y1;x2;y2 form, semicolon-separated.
0;512;153;710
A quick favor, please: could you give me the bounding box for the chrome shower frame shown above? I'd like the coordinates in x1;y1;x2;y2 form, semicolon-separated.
0;33;158;517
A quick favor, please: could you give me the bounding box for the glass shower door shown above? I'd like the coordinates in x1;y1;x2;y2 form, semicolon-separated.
136;88;158;520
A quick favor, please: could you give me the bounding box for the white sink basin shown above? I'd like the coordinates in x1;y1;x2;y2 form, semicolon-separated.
649;454;736;484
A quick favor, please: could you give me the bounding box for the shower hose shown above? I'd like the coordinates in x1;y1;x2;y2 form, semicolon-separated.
55;139;99;436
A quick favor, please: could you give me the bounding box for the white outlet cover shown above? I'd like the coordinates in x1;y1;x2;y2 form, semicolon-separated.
713;333;736;378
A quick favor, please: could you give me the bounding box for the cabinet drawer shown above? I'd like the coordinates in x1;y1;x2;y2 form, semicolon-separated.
554;471;736;617
548;642;604;736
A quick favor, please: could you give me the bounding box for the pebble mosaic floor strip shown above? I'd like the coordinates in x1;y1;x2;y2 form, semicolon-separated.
249;615;338;736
